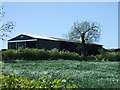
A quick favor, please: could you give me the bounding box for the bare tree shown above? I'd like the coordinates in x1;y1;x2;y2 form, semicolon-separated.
0;6;14;40
67;21;101;56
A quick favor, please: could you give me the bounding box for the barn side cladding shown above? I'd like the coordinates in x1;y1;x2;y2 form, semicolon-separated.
59;40;102;55
37;39;60;50
8;34;61;50
8;33;103;55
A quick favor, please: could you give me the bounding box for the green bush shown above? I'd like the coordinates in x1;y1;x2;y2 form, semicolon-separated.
59;50;80;60
49;48;60;60
2;49;17;60
2;48;119;61
94;52;120;61
0;74;78;88
2;48;81;61
17;48;50;60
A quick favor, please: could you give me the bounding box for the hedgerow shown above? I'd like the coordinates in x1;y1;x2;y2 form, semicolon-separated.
2;48;120;61
2;48;81;61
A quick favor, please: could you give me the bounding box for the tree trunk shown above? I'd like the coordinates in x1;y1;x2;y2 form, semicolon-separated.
81;33;85;56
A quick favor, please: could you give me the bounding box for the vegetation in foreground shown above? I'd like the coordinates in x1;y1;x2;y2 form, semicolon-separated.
1;60;120;88
1;74;78;88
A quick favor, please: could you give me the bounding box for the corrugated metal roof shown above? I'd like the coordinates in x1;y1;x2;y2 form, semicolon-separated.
21;34;83;43
21;33;58;41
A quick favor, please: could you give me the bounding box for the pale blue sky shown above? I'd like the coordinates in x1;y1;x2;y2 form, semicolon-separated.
1;2;118;49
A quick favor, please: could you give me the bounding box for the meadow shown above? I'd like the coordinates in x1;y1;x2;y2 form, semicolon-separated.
1;60;120;88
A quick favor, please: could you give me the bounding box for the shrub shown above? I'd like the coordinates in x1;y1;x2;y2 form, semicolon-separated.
98;48;108;55
2;48;119;61
94;52;120;61
49;48;60;60
16;48;50;60
2;48;81;61
59;50;80;60
0;74;78;88
2;49;17;60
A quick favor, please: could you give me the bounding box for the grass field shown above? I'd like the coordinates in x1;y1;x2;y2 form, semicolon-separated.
1;60;120;88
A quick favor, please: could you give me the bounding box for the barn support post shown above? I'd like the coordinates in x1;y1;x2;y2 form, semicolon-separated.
16;42;17;49
25;41;26;48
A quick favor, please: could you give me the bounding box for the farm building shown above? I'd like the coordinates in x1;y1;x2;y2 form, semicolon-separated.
107;48;120;52
8;33;102;55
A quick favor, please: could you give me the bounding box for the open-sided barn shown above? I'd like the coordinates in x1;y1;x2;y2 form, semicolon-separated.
8;34;102;55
